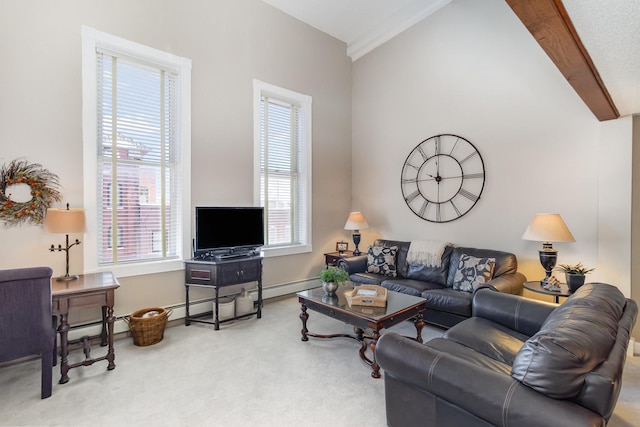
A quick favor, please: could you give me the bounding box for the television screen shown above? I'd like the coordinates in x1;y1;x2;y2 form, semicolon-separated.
195;207;264;254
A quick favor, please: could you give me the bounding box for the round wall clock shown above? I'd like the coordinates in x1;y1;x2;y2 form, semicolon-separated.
401;134;485;223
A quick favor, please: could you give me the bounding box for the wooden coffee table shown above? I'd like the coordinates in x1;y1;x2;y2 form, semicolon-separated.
297;286;426;378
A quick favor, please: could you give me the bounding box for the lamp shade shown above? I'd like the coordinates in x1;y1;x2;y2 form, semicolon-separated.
344;212;369;231
522;213;575;243
45;208;86;234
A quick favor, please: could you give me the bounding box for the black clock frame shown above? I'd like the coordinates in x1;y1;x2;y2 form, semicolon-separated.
400;134;485;223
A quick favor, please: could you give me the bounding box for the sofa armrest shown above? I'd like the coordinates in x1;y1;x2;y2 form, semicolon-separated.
472;289;556;337
336;255;368;275
487;272;526;295
377;333;604;427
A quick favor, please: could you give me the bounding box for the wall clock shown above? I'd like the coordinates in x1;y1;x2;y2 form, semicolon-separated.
401;134;485;223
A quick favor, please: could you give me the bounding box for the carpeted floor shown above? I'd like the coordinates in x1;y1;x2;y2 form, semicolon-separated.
1;295;639;426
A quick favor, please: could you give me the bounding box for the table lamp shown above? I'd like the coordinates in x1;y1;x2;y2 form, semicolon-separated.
45;203;86;281
344;211;369;255
522;213;575;285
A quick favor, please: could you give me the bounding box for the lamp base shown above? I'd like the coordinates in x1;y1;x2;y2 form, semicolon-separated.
538;243;558;285
352;231;362;256
56;275;79;282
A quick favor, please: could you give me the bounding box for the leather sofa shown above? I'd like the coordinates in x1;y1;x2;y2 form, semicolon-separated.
376;283;638;427
338;239;526;328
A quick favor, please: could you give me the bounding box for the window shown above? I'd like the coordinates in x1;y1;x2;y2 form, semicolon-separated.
82;27;191;277
253;80;312;257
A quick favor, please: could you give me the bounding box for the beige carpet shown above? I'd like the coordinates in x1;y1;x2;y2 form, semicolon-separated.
1;295;639;426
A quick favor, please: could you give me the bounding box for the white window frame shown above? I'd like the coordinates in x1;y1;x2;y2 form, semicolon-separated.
253;79;312;257
82;26;191;277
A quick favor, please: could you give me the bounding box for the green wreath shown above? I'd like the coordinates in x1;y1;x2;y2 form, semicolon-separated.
0;159;62;226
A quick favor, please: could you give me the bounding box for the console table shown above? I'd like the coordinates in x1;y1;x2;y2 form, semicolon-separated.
52;272;120;384
184;255;263;330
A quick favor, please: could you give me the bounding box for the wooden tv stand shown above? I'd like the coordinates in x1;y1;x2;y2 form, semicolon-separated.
184;255;263;330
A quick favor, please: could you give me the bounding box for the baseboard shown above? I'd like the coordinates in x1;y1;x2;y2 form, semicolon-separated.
66;278;320;342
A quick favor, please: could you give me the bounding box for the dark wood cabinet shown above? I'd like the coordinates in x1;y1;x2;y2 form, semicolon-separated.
184;255;263;330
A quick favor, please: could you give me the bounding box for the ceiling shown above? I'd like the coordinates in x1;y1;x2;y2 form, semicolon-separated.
262;0;640;119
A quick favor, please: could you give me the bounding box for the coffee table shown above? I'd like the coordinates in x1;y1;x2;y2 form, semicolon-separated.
297;286;426;378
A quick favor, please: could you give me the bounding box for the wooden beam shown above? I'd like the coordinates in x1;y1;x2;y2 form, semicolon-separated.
506;0;619;121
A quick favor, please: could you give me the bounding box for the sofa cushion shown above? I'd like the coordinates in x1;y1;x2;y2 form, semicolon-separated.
405;246;453;287
425;337;513;376
511;283;626;399
382;278;444;297
367;245;398;277
349;272;385;285
447;247;517;287
421;288;473;317
452;254;495;292
443;317;529;365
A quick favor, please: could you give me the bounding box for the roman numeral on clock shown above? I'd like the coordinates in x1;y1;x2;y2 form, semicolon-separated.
459;188;479;202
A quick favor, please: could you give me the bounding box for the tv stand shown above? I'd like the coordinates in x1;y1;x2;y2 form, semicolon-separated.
184;255;263;330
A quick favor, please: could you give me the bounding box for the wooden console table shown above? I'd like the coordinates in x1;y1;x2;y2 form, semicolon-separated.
52;272;120;384
184;255;263;330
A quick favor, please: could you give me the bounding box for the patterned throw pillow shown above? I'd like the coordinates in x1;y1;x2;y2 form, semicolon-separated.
452;254;496;292
367;245;398;277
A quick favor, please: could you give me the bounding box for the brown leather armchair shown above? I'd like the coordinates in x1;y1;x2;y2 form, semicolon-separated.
0;267;54;399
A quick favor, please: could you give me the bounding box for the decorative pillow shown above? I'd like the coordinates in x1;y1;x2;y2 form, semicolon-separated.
452;254;496;292
367;245;398;277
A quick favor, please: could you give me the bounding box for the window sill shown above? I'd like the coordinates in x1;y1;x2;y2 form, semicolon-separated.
93;258;185;278
262;244;312;258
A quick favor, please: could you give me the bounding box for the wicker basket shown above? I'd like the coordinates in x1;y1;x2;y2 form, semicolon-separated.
124;307;173;346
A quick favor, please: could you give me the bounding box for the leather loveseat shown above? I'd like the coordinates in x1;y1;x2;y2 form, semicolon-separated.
376;283;638;427
338;239;526;328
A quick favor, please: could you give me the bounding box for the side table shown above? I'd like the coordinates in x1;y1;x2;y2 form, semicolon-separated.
52;272;120;384
324;250;359;267
523;281;571;304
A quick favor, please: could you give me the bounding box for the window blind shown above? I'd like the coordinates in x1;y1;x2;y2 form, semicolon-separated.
260;96;307;247
96;50;180;265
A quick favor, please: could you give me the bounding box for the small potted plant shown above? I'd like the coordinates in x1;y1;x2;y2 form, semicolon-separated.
554;262;595;292
320;266;350;295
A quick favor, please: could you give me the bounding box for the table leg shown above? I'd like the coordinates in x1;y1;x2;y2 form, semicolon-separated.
106;304;116;370
58;313;70;384
52;316;58;366
356;328;368;362
185;284;191;326
100;305;108;346
214;288;220;331
414;312;425;343
300;304;309;341
257;281;263;319
370;330;381;379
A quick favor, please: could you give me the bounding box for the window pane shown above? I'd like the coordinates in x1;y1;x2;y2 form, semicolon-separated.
97;51;179;265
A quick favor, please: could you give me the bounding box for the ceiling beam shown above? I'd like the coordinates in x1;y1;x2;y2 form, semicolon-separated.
506;0;619;121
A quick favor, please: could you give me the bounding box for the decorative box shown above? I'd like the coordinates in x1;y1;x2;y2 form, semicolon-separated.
344;285;388;307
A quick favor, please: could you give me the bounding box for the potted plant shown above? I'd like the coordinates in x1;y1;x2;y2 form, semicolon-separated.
320;266;350;295
554;262;595;292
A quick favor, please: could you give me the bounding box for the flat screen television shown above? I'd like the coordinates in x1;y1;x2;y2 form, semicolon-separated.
194;207;264;257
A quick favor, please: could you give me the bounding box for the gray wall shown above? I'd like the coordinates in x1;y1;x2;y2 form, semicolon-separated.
0;0;352;317
351;0;634;327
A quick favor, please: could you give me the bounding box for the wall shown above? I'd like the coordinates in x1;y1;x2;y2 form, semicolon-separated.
633;115;640;341
0;0;352;318
352;0;632;298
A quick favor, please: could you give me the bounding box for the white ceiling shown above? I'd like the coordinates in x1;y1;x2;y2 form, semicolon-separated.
262;0;640;117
